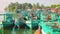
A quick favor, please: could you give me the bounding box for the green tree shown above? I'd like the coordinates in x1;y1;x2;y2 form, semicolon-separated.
36;3;40;9
50;4;57;8
41;4;45;8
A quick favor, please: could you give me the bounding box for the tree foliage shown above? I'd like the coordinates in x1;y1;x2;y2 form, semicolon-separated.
4;2;60;12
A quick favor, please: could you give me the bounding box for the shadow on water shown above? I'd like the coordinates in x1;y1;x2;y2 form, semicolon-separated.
3;25;36;34
11;25;16;34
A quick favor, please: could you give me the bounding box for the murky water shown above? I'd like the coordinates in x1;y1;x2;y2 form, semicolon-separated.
0;25;36;34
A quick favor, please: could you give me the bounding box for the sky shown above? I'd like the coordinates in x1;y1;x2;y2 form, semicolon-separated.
0;0;60;12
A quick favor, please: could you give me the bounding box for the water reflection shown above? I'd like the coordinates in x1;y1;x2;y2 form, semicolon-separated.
11;25;16;34
3;25;36;34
